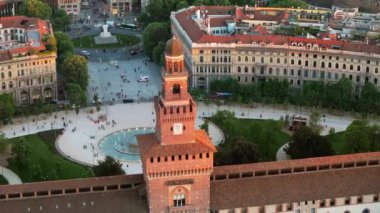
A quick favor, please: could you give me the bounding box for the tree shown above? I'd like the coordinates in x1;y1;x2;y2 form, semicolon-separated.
93;156;125;177
0;93;16;123
0;133;9;153
20;0;52;19
285;126;334;159
215;136;260;166
45;35;57;51
66;83;87;106
142;22;170;59
269;0;308;8
51;9;71;32
345;120;371;153
9;138;31;169
308;110;322;134
152;41;166;66
356;83;380;115
61;55;89;90
200;119;209;135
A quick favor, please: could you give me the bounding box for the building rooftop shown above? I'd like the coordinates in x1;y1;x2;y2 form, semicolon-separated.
0;16;51;55
210;152;380;209
137;130;216;158
173;6;380;55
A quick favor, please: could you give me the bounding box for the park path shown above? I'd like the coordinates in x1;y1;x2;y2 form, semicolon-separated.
0;166;22;185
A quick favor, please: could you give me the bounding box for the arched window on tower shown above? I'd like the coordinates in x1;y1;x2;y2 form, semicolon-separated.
173;84;181;94
173;194;186;207
174;62;178;72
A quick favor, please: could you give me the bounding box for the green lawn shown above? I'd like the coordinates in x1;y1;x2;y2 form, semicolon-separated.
211;116;290;162
72;34;140;48
0;175;8;185
8;130;93;183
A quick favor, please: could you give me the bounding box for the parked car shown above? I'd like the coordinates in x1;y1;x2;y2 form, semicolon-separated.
80;50;90;57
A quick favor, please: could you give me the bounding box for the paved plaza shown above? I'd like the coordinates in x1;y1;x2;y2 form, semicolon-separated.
87;54;161;104
0;100;361;175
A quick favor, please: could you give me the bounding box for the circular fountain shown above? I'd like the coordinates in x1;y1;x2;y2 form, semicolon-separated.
98;127;155;161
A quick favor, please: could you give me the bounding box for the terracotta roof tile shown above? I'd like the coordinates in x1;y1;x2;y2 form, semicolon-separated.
137;130;215;158
211;152;380;209
211;166;380;209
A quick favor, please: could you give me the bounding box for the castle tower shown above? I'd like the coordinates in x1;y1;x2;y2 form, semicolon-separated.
137;37;216;213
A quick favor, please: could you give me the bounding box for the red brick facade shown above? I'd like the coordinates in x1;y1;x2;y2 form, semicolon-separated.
138;37;216;213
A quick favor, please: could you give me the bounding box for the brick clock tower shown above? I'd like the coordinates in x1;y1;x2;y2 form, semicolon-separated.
137;37;216;213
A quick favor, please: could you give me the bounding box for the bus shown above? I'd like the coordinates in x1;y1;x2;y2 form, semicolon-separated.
121;23;138;30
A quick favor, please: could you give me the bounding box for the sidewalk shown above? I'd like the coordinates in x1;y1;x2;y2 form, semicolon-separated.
0;166;22;185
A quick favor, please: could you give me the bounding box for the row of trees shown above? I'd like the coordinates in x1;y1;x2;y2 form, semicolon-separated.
210;78;380;116
55;32;89;107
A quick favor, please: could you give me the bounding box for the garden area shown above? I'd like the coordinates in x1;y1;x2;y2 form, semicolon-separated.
209;110;290;165
72;34;140;48
7;130;93;183
210;110;380;165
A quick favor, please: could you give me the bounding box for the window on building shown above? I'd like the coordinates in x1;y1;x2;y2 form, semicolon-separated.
335;63;339;69
357;66;361;71
8;71;11;77
238;56;241;62
260;67;264;75
251;67;255;73
245;56;248;62
200;56;203;62
261;57;264;63
9;82;13;88
0;73;3;78
173;84;180;94
245;67;248;73
238;66;241;73
305;61;309;67
173;194;186;207
358;196;363;203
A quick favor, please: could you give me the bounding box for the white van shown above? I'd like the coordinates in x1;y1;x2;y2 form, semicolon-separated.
137;76;149;82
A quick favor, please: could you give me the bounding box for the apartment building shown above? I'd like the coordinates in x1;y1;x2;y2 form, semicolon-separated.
58;0;81;16
0;16;57;105
171;6;380;93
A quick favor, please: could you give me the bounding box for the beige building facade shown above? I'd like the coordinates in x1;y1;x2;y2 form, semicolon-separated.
0;16;57;105
0;53;57;105
170;6;380;93
58;0;81;16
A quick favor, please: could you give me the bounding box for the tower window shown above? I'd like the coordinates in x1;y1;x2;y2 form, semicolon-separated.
178;155;182;160
150;157;154;163
171;156;175;161
173;84;180;94
173;194;186;207
185;154;188;160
